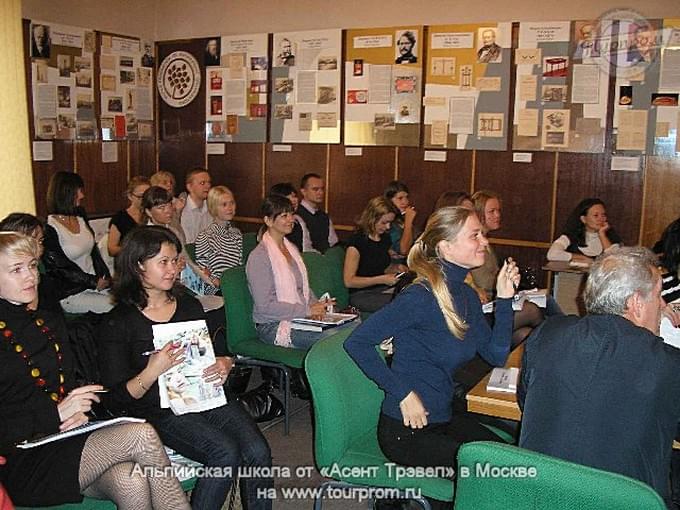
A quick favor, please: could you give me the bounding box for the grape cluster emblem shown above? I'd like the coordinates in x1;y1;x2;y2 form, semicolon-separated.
157;51;201;108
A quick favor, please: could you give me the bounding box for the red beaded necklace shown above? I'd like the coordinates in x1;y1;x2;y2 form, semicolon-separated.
1;313;66;402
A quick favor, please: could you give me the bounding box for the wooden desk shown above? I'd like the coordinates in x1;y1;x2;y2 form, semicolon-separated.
466;344;523;421
466;344;680;451
542;261;590;316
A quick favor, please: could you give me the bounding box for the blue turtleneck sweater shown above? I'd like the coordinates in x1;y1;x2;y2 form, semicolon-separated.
344;261;513;423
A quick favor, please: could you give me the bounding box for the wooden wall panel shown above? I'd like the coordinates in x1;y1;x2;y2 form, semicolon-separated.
555;152;643;246
398;148;473;226
129;141;156;178
492;244;550;289
328;145;395;227
641;156;680;248
76;142;128;215
264;144;327;193
209;143;264;218
475;151;555;243
157;39;206;184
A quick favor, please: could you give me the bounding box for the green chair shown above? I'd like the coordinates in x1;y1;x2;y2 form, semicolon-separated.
220;265;306;435
453;441;666;510
242;232;258;263
184;242;196;262
305;330;454;510
302;250;349;310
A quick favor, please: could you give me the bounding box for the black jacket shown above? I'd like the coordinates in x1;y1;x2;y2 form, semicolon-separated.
42;216;110;301
519;314;680;504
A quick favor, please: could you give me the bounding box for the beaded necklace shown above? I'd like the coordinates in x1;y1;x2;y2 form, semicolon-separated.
0;312;66;402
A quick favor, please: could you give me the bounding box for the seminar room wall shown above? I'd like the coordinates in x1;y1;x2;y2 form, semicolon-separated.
22;0;680;287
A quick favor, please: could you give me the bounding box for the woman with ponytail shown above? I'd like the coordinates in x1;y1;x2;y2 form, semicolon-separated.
344;206;518;510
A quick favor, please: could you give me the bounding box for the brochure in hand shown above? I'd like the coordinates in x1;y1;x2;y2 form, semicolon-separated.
291;312;359;332
152;319;227;415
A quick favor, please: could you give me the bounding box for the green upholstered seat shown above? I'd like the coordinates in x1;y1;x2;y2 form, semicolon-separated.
242;232;258;264
305;330;454;507
301;249;349;310
184;243;196;262
454;441;666;510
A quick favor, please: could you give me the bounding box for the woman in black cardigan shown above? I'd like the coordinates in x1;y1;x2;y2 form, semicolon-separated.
0;232;189;508
42;171;112;313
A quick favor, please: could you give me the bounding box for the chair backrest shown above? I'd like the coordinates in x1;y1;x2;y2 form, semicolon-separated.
242;232;258;263
220;266;257;350
302;248;349;309
454;442;666;510
184;242;196;262
305;331;383;469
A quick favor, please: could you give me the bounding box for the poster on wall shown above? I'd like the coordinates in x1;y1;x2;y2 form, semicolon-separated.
424;23;512;150
100;33;155;140
30;21;96;141
344;26;423;146
204;33;268;144
269;29;341;144
511;20;609;153
612;16;679;155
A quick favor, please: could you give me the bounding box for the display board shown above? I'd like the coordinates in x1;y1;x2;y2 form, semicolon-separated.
99;33;155;140
204;33;268;144
344;26;423;146
270;29;341;143
612;17;680;156
30;21;97;140
423;23;512;150
512;21;609;153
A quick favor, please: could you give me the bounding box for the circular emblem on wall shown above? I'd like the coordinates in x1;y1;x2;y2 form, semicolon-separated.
157;51;201;108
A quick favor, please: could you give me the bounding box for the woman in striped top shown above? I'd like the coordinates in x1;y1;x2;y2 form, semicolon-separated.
195;186;243;295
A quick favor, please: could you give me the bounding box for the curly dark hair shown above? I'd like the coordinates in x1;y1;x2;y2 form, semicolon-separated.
113;226;182;309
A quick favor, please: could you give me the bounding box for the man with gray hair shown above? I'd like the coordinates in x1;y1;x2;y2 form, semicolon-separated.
518;247;680;504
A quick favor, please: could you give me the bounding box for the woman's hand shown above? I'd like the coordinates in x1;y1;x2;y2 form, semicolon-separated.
403;206;417;224
496;258;520;299
387;264;409;274
570;253;593;264
399;391;429;429
146;341;185;379
308;301;327;320
96;277;110;291
57;384;103;431
380;273;400;287
664;303;680;328
598;222;611;236
476;287;489;304
203;356;235;386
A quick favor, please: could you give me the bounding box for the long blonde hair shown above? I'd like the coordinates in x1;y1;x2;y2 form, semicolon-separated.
407;206;472;339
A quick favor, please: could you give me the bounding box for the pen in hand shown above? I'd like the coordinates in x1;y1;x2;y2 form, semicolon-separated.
141;350;161;357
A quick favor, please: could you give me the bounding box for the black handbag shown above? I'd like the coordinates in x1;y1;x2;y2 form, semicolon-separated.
236;382;284;423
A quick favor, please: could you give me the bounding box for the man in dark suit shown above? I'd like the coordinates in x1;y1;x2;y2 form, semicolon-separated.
31;24;51;59
519;246;680;505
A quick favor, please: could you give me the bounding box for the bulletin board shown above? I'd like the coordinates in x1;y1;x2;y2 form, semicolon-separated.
512;21;609;153
613;18;680;156
344;25;423;147
99;33;155;140
204;33;268;144
423;23;512;150
270;28;342;144
30;21;97;140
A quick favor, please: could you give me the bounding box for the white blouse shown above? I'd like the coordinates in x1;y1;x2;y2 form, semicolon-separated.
48;216;95;275
547;231;619;262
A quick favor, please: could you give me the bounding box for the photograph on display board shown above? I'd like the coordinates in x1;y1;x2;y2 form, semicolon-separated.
395;30;418;64
277;37;295;66
204;38;221;66
477;27;502;63
31;23;51;58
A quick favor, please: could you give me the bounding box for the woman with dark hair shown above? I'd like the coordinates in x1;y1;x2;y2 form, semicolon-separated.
42;171;112;314
344;196;405;313
383;180;418;262
547;198;622;264
246;195;349;350
0;232;190;509
653;218;680;348
433;191;474;212
107;176;150;257
0;213;60;314
98;226;272;510
269;182;303;252
345;206;518;510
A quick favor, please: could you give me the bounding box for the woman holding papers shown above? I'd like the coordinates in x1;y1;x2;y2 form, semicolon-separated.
247;195;352;350
0;232;190;508
344;206;518;510
547;198;622;263
344;196;406;312
98;226;272;510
